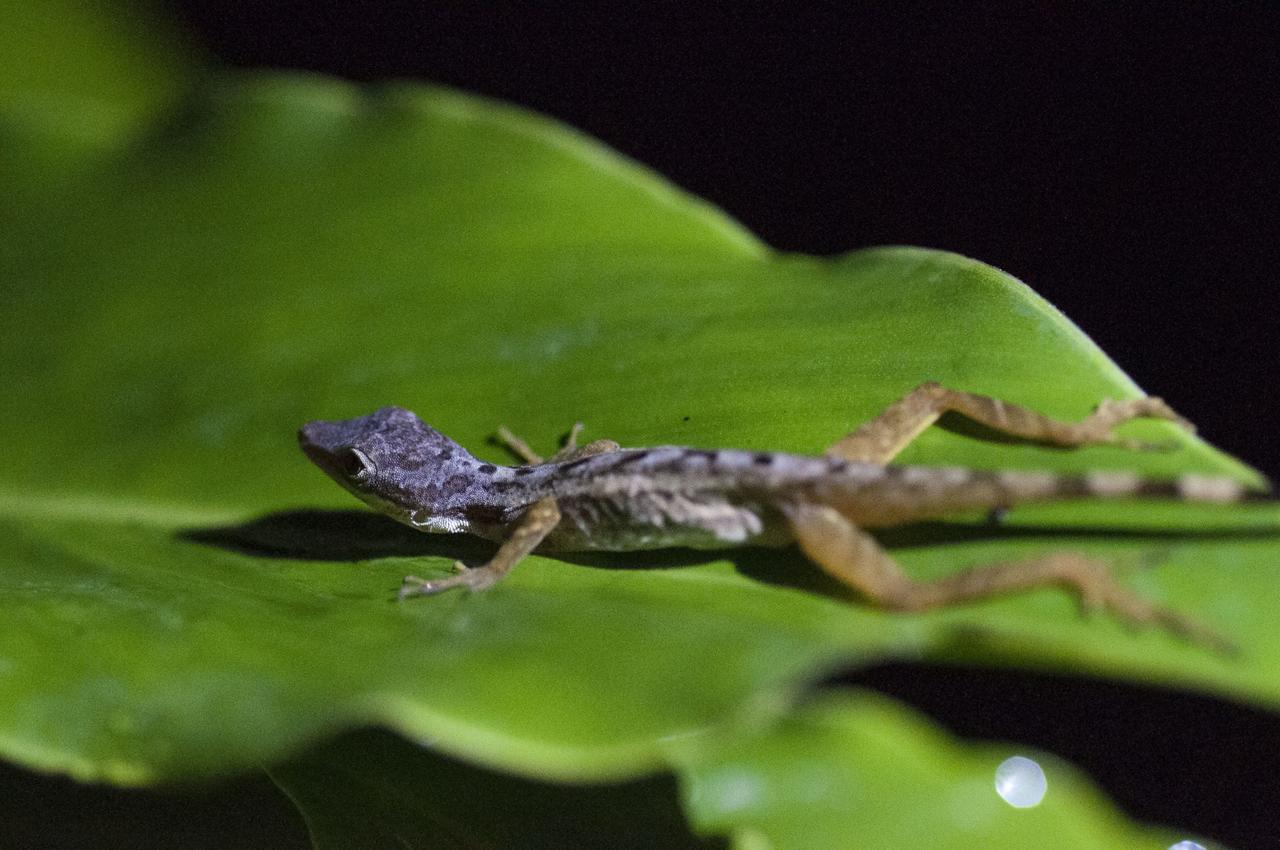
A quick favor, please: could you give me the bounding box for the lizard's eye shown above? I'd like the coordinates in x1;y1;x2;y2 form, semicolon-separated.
339;447;374;481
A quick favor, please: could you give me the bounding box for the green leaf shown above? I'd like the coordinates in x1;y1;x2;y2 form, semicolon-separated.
675;692;1221;849
2;70;1276;798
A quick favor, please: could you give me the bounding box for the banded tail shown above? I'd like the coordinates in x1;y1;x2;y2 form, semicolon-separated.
821;464;1271;527
1062;470;1272;504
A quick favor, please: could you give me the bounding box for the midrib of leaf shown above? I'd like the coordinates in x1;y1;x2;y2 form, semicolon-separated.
0;489;249;530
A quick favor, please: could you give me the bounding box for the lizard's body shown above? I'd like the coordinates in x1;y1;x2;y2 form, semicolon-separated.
299;383;1264;650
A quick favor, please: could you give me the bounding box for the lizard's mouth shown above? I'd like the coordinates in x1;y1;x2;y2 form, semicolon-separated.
298;421;416;523
297;423;344;477
298;439;337;474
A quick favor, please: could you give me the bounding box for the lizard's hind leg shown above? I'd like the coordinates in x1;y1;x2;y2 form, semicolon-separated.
548;423;621;464
494;426;546;465
495;423;621;465
826;382;1193;464
784;502;1232;653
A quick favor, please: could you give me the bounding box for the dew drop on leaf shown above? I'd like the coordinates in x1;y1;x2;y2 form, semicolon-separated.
993;755;1046;808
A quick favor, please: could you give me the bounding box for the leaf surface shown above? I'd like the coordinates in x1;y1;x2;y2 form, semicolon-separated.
1;71;1276;793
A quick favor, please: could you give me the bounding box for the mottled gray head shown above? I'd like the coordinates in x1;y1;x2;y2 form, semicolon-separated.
298;407;475;524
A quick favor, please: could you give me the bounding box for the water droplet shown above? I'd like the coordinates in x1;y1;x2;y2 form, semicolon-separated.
994;755;1046;808
1168;842;1206;850
702;768;766;814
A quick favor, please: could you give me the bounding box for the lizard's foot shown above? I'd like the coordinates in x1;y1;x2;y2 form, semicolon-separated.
1090;397;1195;451
1093;396;1195;432
548;424;621;463
787;503;1235;655
1105;437;1183;452
1069;558;1238;656
494;423;620;465
398;561;503;599
494;426;543;465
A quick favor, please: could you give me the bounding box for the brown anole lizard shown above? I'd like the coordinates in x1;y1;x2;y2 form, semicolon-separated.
299;382;1266;650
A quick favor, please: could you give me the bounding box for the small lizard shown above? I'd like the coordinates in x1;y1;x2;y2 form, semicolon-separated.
299;382;1267;650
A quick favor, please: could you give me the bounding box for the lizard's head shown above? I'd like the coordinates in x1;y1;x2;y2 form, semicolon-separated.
298;407;475;525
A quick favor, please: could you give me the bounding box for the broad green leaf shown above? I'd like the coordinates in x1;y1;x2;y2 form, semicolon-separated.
675;692;1221;850
270;728;713;850
2;72;1277;794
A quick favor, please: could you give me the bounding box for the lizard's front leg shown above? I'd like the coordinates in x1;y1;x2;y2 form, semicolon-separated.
784;502;1232;653
399;497;562;598
826;382;1194;464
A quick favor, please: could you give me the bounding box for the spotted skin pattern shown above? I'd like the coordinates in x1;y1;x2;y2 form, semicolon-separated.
299;383;1266;651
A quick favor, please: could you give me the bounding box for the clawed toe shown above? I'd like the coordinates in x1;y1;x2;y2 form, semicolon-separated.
398;571;467;599
398;563;502;599
1107;436;1182;453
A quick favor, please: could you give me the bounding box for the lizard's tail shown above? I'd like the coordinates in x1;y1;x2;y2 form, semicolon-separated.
1053;469;1272;504
827;466;1271;527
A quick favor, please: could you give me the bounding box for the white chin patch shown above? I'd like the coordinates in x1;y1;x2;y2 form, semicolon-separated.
410;514;468;534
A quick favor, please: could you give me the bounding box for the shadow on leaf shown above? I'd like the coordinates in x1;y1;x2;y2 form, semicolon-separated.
180;509;494;561
270;726;724;850
180;508;1278;605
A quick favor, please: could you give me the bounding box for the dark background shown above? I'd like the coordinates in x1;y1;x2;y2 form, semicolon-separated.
13;3;1278;848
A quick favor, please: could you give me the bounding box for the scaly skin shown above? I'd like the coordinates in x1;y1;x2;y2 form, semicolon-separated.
299;386;1266;652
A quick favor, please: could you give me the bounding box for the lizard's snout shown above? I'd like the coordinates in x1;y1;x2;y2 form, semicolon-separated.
298;419;345;461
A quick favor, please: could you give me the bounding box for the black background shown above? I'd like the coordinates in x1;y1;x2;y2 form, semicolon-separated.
16;3;1280;848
